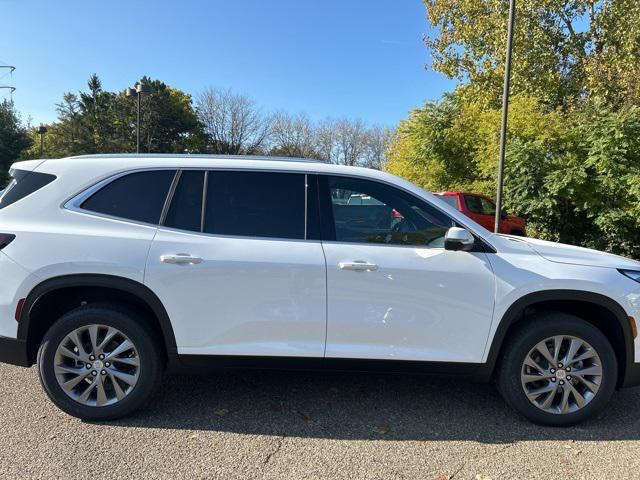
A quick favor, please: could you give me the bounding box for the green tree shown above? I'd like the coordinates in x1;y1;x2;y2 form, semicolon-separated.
386;94;484;191
574;105;640;253
0;100;33;182
385;0;640;257
585;0;640;108
133;77;203;153
77;73;120;152
35;75;203;158
424;0;640;108
387;92;640;257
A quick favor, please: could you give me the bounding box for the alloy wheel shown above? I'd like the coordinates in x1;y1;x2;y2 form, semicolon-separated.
520;335;603;415
53;324;140;407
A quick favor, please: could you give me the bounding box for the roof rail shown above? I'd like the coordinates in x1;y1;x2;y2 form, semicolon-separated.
66;153;326;163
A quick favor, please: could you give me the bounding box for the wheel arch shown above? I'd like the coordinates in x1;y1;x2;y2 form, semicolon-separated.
17;274;178;367
485;290;635;387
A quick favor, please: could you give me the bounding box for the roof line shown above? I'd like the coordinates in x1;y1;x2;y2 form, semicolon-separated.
65;153;326;164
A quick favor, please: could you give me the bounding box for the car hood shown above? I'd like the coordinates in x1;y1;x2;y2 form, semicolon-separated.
500;235;640;269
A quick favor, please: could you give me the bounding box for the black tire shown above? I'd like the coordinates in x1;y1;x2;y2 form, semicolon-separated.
496;312;617;427
37;304;163;421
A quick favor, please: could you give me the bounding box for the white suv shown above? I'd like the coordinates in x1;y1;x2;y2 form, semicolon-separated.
0;154;639;426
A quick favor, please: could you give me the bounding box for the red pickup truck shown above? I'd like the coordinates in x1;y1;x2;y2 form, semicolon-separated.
433;191;526;236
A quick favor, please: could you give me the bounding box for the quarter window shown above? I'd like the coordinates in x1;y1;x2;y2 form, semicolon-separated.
0;170;56;210
81;170;176;224
326;176;452;247
204;171;306;239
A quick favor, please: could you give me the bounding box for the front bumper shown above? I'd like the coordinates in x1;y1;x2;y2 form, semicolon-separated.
0;336;30;367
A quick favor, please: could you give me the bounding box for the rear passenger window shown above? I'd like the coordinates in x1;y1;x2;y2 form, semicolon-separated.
81;170;176;224
204;171;305;239
164;170;205;232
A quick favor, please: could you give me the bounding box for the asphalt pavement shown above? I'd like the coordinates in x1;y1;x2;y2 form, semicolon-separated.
1;363;639;479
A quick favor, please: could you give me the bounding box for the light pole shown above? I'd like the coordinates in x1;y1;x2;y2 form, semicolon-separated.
494;0;516;233
37;125;47;157
126;81;152;153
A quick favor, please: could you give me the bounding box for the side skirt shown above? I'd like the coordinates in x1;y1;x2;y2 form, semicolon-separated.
172;354;492;381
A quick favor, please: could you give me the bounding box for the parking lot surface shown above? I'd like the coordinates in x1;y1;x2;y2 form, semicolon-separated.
1;363;639;479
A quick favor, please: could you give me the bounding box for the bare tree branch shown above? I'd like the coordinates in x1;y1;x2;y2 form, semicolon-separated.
196;87;271;154
270;111;317;158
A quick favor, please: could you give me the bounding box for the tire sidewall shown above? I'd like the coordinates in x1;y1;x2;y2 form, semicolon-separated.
38;305;162;421
499;314;618;427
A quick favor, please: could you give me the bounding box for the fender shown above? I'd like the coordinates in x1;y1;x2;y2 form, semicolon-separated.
17;274;178;360
482;290;635;386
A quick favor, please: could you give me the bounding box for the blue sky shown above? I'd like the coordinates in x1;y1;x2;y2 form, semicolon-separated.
1;0;455;127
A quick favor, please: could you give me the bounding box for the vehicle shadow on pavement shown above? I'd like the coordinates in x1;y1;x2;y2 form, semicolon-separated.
108;370;640;442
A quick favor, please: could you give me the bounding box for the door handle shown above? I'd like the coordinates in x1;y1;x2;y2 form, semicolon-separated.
160;254;203;265
339;261;379;272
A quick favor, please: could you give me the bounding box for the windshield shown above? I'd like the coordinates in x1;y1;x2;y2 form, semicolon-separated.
436;195;459;209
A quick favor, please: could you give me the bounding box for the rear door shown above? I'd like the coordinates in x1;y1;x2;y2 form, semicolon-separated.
145;170;327;357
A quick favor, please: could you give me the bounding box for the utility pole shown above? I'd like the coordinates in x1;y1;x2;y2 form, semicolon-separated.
126;81;152;153
494;0;516;233
0;65;16;100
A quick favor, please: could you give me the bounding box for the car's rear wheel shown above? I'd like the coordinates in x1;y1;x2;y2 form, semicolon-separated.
37;304;163;420
497;313;617;426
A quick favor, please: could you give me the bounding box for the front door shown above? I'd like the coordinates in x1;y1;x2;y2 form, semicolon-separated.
145;170;327;357
321;175;496;363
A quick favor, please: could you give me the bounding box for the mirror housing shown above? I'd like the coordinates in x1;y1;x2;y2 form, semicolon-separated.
444;227;475;252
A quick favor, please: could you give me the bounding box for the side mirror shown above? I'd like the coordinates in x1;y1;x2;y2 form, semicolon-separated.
444;227;475;252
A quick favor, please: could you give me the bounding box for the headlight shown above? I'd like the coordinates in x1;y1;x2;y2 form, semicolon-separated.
619;269;640;283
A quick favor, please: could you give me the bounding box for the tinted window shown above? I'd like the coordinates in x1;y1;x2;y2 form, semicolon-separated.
204;171;305;239
465;195;495;215
164;170;205;232
481;197;496;215
0;170;56;209
82;170;176;224
436;195;459;209
327;176;453;247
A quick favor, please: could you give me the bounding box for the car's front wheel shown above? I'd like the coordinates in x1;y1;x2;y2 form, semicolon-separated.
37;304;163;420
497;312;617;426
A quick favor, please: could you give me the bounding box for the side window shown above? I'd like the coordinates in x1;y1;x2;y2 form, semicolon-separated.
0;170;56;210
164;170;205;232
204;171;306;239
326;176;453;247
465;195;495;215
81;170;176;224
480;197;496;215
464;195;484;214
